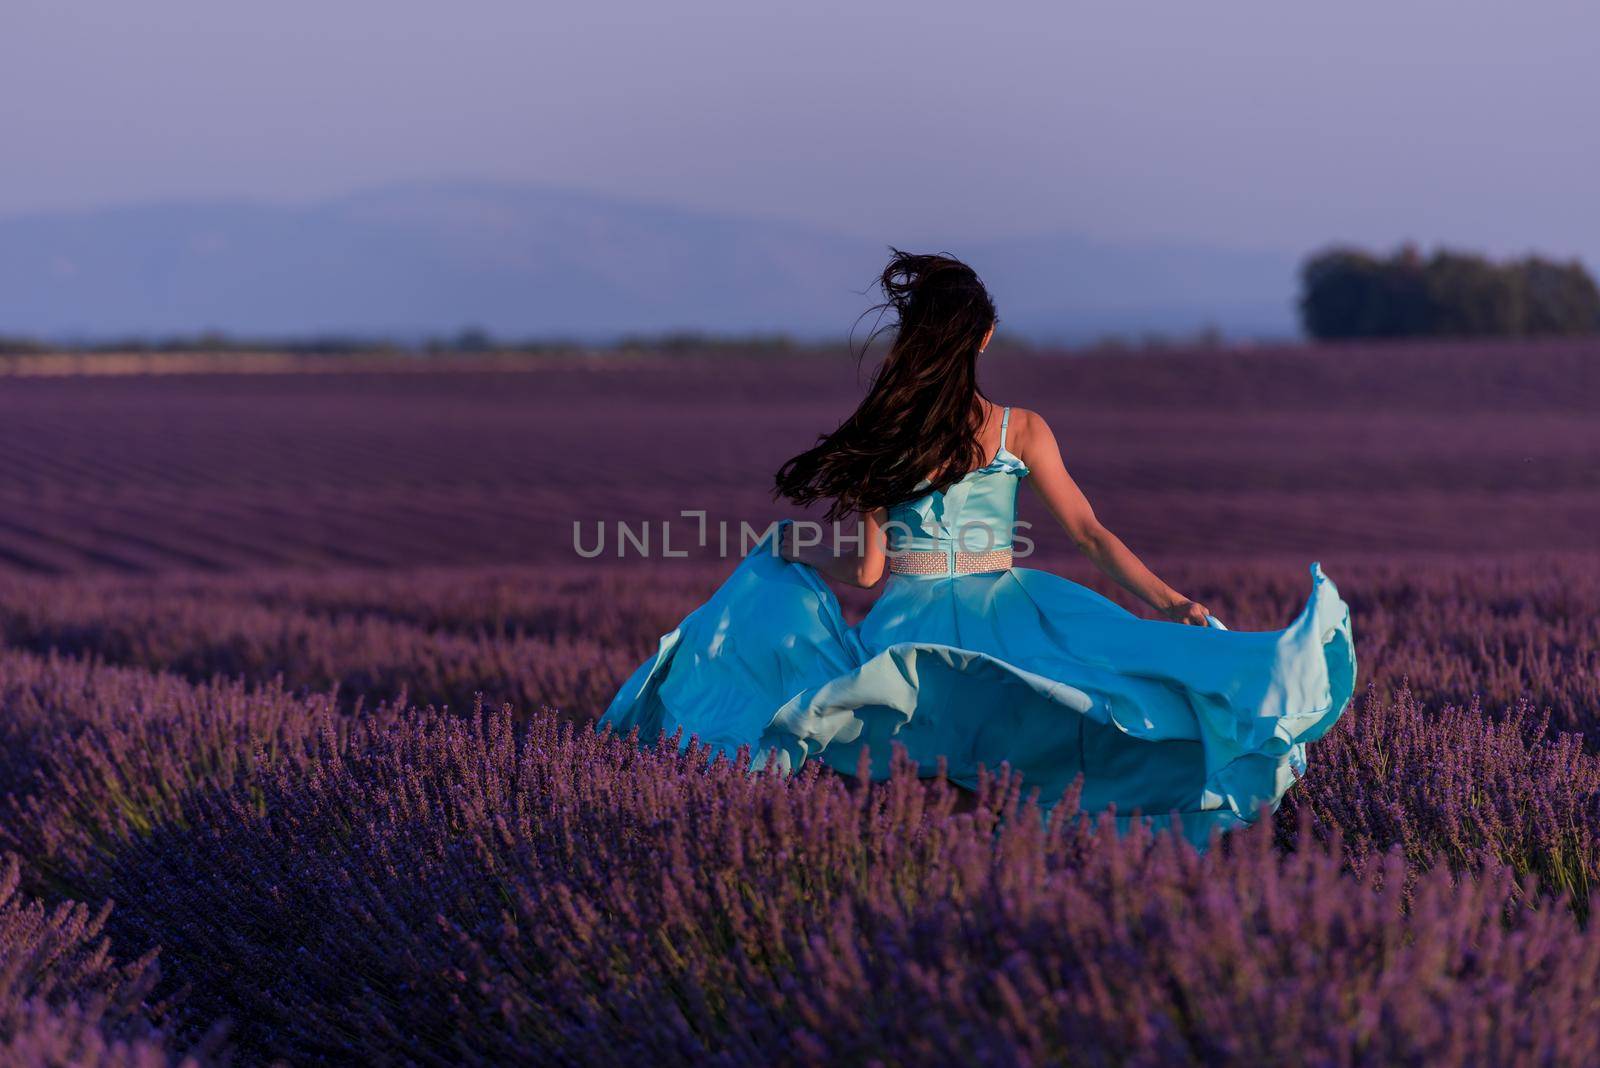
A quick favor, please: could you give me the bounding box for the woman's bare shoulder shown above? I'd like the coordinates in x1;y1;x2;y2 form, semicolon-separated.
1005;407;1064;466
1006;407;1053;441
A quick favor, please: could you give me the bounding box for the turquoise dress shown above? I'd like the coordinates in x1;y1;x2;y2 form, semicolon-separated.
602;408;1357;848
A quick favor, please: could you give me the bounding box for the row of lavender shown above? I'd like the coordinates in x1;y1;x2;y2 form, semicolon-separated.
2;553;1596;739
2;555;1600;1063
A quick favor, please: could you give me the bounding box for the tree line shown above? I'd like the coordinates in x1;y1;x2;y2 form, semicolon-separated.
1300;245;1600;339
0;329;824;358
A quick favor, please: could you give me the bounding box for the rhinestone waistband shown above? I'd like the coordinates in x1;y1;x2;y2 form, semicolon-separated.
888;547;1014;576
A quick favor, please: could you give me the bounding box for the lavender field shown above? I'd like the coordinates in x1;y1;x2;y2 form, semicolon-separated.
3;341;1600;1064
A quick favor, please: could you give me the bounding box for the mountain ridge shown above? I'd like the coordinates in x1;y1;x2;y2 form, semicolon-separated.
0;182;1300;341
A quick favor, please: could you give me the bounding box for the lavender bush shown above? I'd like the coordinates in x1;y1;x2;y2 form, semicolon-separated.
0;650;345;894
1285;686;1600;914
0;855;203;1066
0;579;647;720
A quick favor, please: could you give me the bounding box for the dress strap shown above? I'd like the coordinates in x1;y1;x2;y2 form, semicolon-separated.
998;406;1011;451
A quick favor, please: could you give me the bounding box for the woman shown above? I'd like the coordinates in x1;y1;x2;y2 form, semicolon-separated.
602;250;1356;848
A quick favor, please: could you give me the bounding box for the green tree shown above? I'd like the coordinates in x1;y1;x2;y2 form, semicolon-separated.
1299;246;1430;339
1515;257;1600;336
1422;251;1522;337
1299;244;1600;340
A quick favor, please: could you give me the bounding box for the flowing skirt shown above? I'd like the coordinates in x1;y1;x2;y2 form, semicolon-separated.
602;538;1356;849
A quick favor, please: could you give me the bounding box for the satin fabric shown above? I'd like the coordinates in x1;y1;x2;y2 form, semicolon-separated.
601;413;1356;849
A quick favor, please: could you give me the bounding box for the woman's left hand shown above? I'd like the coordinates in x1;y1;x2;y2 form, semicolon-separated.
1159;599;1212;626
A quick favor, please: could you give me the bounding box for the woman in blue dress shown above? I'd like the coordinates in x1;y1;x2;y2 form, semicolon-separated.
603;250;1356;848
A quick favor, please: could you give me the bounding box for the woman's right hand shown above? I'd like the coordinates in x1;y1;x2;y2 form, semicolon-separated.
1159;599;1212;626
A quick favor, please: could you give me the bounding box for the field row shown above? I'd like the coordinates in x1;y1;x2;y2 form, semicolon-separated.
2;555;1595;741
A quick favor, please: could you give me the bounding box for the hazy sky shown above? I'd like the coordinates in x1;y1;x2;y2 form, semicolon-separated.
5;0;1599;259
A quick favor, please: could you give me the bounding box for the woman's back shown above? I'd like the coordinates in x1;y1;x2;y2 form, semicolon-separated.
884;404;1030;575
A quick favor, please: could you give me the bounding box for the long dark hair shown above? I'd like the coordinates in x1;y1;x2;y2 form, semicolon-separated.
774;249;997;520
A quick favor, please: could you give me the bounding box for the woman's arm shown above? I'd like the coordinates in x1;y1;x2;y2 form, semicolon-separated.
778;508;888;588
1011;410;1211;625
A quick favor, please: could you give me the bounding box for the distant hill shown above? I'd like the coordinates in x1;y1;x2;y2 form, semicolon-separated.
0;183;1298;342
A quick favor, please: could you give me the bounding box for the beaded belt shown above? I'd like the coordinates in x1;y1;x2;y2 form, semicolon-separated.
889;547;1014;576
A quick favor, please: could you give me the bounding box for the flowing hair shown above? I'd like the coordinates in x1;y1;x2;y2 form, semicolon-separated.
774;249;998;520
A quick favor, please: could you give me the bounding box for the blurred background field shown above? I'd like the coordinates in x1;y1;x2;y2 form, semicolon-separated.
4;338;1598;574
